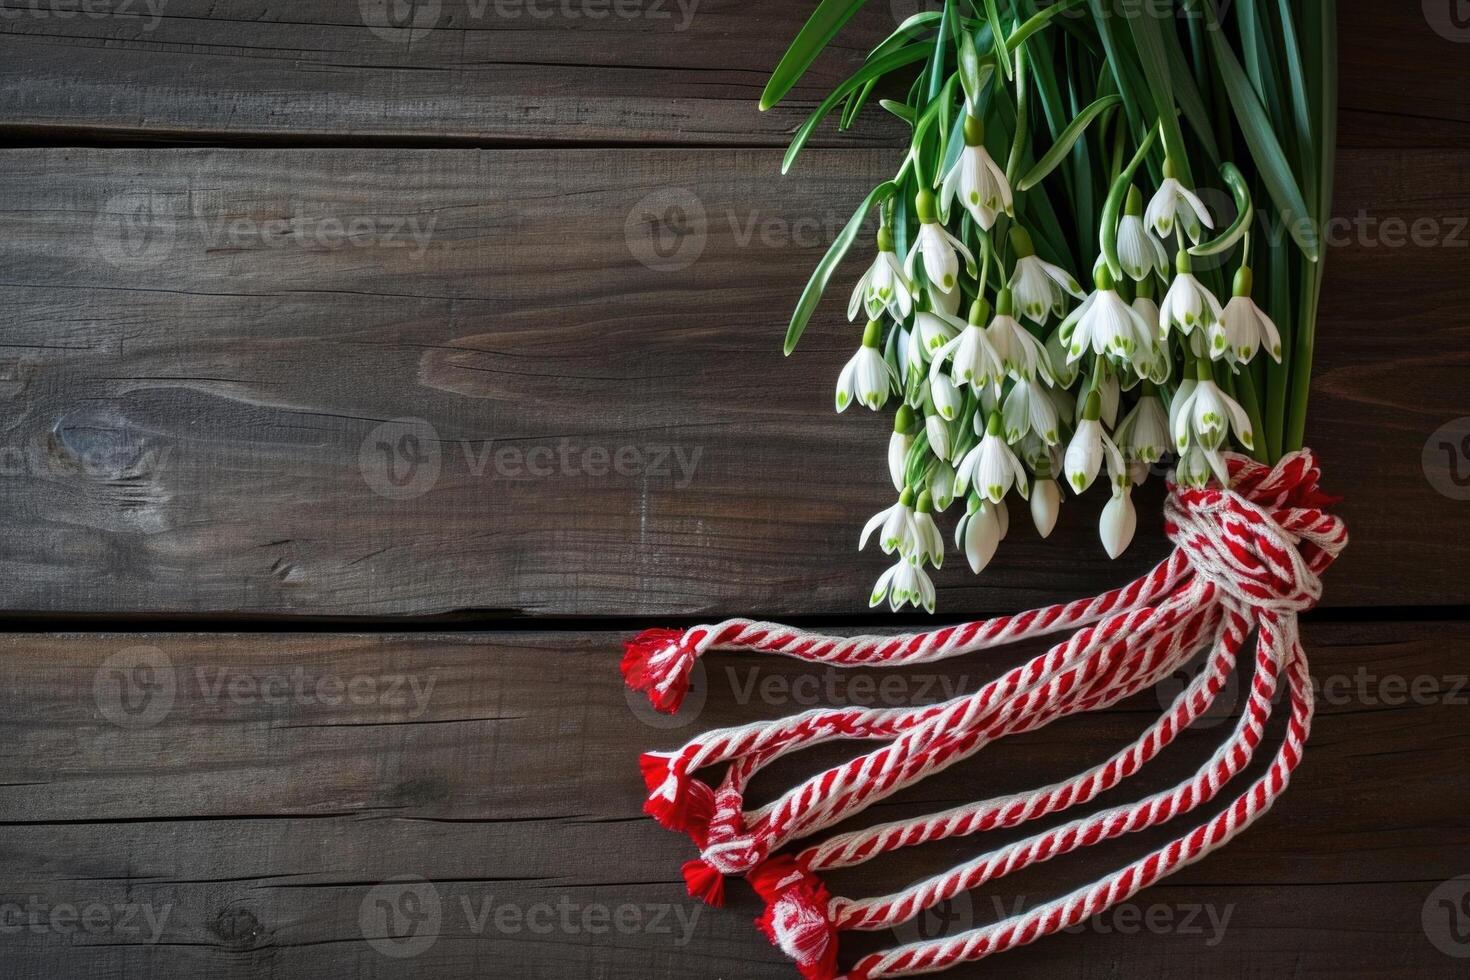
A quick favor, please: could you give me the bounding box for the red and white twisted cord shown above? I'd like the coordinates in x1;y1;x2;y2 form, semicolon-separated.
623;451;1346;979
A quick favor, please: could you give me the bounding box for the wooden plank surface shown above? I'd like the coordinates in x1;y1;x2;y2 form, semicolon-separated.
0;2;1464;147
0;145;1466;618
0;623;1465;977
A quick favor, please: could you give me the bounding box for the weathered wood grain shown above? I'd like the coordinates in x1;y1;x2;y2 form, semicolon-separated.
0;145;1466;617
0;624;1465;977
0;1;1462;147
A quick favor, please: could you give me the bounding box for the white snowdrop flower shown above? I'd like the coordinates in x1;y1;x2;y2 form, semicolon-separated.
994;496;1010;540
955;497;1001;574
987;290;1055;383
888;406;916;492
848;224;913;322
1007;228;1085;325
1209;266;1283;364
1099;488;1138;559
1063;267;1155;370
915;309;965;355
941;114;1014;231
927;280;962;317
1172;364;1255;454
929;460;957;512
1177;443;1229;488
869;555;935;613
859;488;917;556
930;371;963;422
1044;328;1079;388
904;189;975;295
932;299;1003;390
1114;388;1170;466
836;320;897;413
956;413;1029;504
1064;392;1124;493
1117;186;1168;281
1159;251;1224;337
1145;160;1215;243
925;411;952;462
1030;477;1061;538
1132;294;1161;334
1002;378;1061;445
910;491;945;567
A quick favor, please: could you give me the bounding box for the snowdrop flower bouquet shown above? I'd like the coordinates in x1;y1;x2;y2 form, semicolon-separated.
768;0;1334;613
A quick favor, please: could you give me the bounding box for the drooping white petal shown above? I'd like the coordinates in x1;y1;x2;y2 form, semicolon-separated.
888;431;912;492
1117;215;1167;281
962;503;1000;574
926;412;952;462
1064;419;1105;493
1099;490;1138;559
1031;478;1061;538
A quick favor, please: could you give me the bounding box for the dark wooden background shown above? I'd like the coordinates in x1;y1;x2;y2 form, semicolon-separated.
1;2;1467;977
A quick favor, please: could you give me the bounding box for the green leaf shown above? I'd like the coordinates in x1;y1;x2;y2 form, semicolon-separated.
1121;0;1190;184
957;31;991;109
1190;163;1253;258
783;182;898;356
782;44;933;174
1100;126;1158;282
879;99;917;122
1007;0;1086;51
761;0;872;112
1204;8;1320;261
1159;13;1220;162
1018;93;1120;191
983;0;1011;79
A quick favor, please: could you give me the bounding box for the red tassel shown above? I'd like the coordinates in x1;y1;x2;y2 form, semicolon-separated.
752;859;838;980
621;628;694;714
682;858;727;908
639;753;714;841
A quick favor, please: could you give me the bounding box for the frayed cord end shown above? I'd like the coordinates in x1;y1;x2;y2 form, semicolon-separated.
639;753;715;844
622;628;698;714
